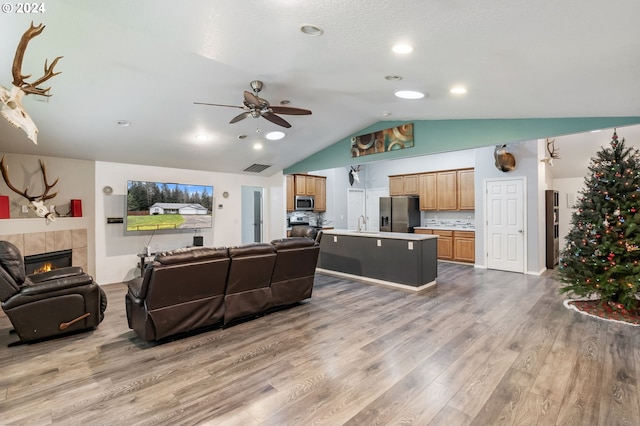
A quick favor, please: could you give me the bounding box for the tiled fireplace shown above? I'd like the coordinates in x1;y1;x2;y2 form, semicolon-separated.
0;229;88;273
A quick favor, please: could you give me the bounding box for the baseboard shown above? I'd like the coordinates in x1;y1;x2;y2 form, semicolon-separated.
316;268;436;292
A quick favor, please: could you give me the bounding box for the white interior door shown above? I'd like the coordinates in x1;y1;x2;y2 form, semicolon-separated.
486;178;525;273
365;187;389;231
347;189;366;231
241;186;263;243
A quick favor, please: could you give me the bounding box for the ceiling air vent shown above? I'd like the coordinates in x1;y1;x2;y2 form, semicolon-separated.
243;163;271;173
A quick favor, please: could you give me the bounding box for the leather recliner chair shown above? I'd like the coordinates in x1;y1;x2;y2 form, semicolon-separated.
224;243;277;325
270;237;320;308
289;225;318;240
126;247;230;341
0;240;107;344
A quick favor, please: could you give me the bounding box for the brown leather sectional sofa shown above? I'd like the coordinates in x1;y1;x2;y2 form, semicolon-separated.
125;237;320;341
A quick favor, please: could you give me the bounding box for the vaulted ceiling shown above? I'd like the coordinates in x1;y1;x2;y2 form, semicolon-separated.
1;0;639;176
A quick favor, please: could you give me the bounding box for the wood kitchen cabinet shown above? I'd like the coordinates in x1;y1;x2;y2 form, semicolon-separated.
314;176;326;212
295;174;316;196
389;174;419;196
433;230;453;260
457;169;475;210
436;171;458;210
287;174;326;212
453;231;475;263
286;175;295;212
419;173;437;210
389;176;404;196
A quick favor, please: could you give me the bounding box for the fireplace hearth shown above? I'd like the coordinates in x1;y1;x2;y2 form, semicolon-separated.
24;249;72;275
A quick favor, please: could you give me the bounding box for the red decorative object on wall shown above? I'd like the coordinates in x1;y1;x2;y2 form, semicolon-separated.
70;199;82;217
0;195;9;219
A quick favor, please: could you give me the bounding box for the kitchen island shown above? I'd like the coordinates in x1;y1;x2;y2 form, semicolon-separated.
317;229;438;291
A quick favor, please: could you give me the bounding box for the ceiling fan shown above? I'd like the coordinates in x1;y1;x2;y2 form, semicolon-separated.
194;80;312;129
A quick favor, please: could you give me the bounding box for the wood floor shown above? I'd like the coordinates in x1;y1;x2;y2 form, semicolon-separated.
1;263;639;425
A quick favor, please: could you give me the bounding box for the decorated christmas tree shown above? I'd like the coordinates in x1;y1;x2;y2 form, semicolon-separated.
559;130;640;312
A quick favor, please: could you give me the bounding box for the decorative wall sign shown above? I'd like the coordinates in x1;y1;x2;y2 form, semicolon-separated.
350;123;414;157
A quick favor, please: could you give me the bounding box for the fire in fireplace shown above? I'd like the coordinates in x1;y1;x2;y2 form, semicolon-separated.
24;249;72;275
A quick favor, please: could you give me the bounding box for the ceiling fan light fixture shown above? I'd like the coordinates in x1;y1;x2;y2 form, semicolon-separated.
395;90;426;100
300;25;324;36
266;131;285;141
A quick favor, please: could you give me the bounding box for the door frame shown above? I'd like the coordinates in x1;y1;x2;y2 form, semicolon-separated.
483;176;527;273
241;186;264;243
347;188;366;231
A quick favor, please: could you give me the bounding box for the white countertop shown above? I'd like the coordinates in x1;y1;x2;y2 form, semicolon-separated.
322;229;438;241
415;226;475;232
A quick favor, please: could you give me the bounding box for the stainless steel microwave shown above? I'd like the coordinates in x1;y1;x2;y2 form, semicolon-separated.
295;195;315;211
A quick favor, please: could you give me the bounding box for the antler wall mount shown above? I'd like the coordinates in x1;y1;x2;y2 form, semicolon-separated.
541;138;561;166
0;22;63;144
0;155;59;222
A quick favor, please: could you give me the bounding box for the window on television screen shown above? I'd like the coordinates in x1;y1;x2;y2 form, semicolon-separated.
126;180;213;231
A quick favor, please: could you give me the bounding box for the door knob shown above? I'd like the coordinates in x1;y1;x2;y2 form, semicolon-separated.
518;229;523;233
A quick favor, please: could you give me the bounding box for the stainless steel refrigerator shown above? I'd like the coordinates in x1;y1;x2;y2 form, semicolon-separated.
379;196;421;233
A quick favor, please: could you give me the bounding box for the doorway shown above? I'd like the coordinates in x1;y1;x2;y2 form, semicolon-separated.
347;189;366;231
485;178;526;273
241;186;264;243
365;187;389;231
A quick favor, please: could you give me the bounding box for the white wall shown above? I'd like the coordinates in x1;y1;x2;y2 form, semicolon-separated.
95;161;283;284
552;177;584;247
474;140;546;274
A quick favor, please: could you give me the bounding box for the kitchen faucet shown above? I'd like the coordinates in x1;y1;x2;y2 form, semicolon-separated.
357;215;366;232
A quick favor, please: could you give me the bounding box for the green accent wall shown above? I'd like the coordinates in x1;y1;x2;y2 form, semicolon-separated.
284;117;640;174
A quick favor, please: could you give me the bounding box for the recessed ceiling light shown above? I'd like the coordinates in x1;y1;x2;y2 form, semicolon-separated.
450;86;467;95
394;90;426;100
385;75;403;81
115;120;130;127
266;131;285;141
195;134;209;141
253;142;263;150
300;25;324;36
392;43;413;54
383;112;391;117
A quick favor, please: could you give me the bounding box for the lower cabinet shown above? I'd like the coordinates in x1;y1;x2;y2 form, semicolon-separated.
453;231;475;263
414;228;474;263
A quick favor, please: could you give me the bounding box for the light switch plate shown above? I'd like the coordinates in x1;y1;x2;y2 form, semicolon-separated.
408;241;414;250
377;239;381;246
333;236;337;242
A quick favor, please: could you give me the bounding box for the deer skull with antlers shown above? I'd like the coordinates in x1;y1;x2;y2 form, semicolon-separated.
0;155;59;221
541;138;561;166
0;22;63;144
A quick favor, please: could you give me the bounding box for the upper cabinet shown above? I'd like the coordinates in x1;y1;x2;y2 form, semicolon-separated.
389;174;419;196
457;169;475;210
287;174;326;212
391;167;475;211
436;171;458;210
419;173;437;210
286;175;295;212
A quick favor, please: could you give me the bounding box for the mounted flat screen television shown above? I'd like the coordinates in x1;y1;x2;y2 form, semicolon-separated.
126;180;214;232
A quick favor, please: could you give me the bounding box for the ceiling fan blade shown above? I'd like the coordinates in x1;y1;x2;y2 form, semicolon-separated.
194;102;244;109
244;90;262;107
270;106;312;116
262;112;291;128
230;111;251;124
